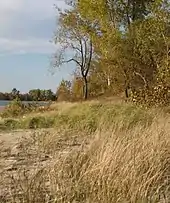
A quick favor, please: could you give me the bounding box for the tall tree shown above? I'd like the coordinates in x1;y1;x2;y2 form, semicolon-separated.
53;9;94;100
76;0;170;97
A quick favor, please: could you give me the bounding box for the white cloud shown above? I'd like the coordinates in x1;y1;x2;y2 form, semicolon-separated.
0;0;69;55
0;38;59;56
0;0;23;25
0;0;67;21
0;0;23;11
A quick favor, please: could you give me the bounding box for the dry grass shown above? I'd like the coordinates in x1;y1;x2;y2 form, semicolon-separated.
45;120;170;203
0;112;170;202
0;103;170;203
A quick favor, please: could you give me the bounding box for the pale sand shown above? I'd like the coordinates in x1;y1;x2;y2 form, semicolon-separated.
0;106;5;111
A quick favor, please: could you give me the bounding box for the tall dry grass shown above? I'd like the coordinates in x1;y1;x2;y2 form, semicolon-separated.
47;120;170;203
1;114;170;203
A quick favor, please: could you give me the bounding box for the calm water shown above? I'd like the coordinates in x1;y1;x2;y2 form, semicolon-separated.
0;100;49;107
0;100;12;106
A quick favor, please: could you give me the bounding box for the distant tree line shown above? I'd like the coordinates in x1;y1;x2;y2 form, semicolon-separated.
0;88;56;101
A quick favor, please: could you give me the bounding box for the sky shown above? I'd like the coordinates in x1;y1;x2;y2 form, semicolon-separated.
0;0;74;93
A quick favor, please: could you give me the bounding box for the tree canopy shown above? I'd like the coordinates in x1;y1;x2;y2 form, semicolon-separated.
53;0;170;105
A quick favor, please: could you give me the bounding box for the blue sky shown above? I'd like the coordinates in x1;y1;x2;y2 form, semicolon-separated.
0;0;74;93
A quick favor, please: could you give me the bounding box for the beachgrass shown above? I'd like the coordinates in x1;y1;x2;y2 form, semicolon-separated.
0;101;170;202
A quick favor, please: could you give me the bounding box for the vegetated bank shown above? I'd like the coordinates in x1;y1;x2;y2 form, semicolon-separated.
0;99;155;131
0;99;170;202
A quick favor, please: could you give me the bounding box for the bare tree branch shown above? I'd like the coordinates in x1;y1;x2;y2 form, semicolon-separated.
133;71;148;88
71;44;82;53
64;58;82;67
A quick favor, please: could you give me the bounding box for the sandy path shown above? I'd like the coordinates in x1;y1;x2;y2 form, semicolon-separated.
0;130;27;147
0;128;86;202
0;132;19;145
0;130;32;169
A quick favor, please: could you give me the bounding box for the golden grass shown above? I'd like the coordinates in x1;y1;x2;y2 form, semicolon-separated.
1;111;170;203
46;121;170;203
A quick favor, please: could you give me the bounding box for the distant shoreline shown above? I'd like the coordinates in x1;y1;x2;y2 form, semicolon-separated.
0;100;50;108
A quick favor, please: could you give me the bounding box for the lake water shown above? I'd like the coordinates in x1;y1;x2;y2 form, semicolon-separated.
0;100;49;107
0;100;12;107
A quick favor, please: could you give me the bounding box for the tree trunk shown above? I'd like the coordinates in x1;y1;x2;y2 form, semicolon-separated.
83;77;88;100
125;87;129;98
107;75;111;86
125;83;130;98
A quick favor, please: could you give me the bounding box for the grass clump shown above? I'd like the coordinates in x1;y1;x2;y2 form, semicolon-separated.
3;118;20;129
23;116;55;129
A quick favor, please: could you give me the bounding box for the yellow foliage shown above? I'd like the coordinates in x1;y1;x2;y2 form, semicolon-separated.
130;84;170;107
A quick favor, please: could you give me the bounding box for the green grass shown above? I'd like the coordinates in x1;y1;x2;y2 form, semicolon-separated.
0;102;155;132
